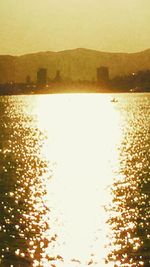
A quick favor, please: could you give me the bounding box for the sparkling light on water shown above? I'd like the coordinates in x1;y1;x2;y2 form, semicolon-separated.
0;93;149;267
33;94;121;266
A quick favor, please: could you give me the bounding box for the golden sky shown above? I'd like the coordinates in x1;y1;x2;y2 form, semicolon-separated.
0;0;150;55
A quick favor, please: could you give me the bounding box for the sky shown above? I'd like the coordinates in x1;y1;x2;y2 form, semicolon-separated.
0;0;150;55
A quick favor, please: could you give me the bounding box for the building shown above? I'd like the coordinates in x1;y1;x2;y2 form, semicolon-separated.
54;70;62;82
37;68;47;85
97;66;109;85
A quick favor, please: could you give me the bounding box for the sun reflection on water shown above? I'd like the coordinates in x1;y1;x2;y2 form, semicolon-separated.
0;93;149;267
33;94;122;266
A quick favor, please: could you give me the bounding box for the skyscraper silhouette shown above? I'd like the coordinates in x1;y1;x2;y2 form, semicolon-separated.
97;66;109;85
37;68;47;85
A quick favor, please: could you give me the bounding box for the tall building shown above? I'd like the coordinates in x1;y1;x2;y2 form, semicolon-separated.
37;68;47;85
97;66;109;85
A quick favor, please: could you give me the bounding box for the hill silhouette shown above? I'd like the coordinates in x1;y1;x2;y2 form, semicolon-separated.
0;48;150;83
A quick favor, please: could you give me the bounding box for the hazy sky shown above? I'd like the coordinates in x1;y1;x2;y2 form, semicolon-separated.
0;0;150;55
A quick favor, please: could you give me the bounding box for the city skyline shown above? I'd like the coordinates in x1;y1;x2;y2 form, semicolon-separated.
0;0;150;55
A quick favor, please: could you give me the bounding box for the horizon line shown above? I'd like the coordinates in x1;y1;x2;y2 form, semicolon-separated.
0;47;150;57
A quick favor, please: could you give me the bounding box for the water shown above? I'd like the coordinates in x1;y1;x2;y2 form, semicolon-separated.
0;93;149;267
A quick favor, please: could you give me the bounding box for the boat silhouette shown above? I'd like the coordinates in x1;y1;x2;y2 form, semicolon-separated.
111;98;118;103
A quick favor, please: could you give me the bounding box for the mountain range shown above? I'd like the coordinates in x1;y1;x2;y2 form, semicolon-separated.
0;48;150;83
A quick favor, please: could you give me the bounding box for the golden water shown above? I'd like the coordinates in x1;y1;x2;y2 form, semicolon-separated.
0;93;149;267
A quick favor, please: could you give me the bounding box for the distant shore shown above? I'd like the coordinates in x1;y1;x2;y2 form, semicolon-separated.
0;82;149;96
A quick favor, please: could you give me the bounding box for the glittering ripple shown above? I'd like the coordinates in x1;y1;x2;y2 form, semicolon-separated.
0;96;56;267
0;93;149;267
106;93;150;267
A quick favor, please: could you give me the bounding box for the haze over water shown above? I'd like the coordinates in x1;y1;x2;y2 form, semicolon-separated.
0;93;149;267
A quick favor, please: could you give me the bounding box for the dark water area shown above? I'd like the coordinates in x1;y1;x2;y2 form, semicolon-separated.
0;97;54;267
105;94;150;267
0;93;149;267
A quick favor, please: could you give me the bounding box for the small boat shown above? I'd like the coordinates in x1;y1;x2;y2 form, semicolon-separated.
111;98;118;103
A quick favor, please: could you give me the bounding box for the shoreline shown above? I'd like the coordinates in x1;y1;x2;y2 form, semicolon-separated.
0;85;149;96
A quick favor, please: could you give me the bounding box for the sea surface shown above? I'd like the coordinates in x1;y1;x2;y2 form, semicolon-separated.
0;93;149;267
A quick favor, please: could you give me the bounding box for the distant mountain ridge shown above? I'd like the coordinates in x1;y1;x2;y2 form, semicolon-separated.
0;48;150;83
